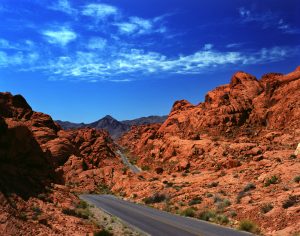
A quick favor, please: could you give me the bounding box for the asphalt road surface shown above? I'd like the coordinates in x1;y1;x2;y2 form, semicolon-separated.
116;150;141;173
81;194;253;236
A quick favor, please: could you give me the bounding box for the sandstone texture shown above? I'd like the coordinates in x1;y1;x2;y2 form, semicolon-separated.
118;67;300;235
0;92;123;235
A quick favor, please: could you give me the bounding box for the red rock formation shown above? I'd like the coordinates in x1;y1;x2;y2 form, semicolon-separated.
118;67;300;235
0;92;122;235
120;66;300;170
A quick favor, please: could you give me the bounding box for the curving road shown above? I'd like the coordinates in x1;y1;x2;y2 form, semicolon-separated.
116;150;141;173
81;194;253;236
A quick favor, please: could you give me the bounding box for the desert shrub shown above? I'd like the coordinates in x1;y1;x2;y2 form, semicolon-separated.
282;195;299;209
180;208;195;217
264;175;279;187
143;193;166;204
207;182;219;188
230;211;237;217
149;177;159;181
294;176;300;183
19;212;27;221
215;214;229;224
96;183;112;194
78;200;88;209
62;200;92;219
236;183;256;203
198;210;216;221
243;183;256;192
122;167;128;174
215;198;231;211
188;196;202;206
141;165;150;171
93;230;113;236
165;182;174;188
261;203;273;213
238;219;259;233
290;154;297;160
198;210;229;225
62;208;91;219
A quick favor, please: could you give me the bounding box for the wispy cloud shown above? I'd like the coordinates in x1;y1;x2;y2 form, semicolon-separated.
115;16;167;35
226;43;245;49
203;44;213;50
277;19;300;34
238;7;300;34
0;38;36;51
25;45;298;82
87;37;107;50
0;51;39;68
49;0;77;15
82;3;118;21
42;27;77;46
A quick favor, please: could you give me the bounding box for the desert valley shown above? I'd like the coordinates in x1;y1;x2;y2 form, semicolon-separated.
1;66;300;235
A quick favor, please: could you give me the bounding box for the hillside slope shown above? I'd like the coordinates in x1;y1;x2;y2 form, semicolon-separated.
118;66;300;235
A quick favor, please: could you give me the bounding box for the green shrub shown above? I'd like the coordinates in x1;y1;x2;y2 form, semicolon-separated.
62;200;93;219
198;210;229;225
141;165;150;171
264;176;279;187
19;212;27;221
93;230;113;236
188;197;202;206
216;214;229;224
207;182;219;188
230;211;237;217
77;200;88;209
282;195;298;209
238;220;259;233
180;208;195;217
243;183;256;192
294;176;300;183
198;210;216;221
261;203;273;213
143;193;166;204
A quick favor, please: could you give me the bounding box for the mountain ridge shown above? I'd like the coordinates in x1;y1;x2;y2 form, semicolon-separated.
56;115;167;139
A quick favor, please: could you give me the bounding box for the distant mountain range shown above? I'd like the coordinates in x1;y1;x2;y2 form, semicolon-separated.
56;115;167;139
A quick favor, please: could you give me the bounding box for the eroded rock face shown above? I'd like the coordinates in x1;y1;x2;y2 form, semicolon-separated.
118;67;300;235
0;92;122;235
120;67;300;169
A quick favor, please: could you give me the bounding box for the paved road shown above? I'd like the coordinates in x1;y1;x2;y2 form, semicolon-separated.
81;195;252;236
116;150;141;173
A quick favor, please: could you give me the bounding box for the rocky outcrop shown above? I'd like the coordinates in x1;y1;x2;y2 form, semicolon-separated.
0;92;122;235
118;66;300;235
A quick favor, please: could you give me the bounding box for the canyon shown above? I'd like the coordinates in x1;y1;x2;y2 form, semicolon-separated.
0;66;300;235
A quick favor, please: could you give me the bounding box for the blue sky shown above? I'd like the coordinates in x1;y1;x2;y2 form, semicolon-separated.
0;0;299;122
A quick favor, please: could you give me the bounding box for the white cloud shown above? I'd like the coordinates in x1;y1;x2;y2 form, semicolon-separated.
0;39;12;49
0;38;36;51
116;16;166;35
278;19;300;34
42;27;77;46
87;37;107;50
49;0;77;15
203;44;213;50
226;43;244;49
238;7;250;18
0;51;39;67
28;45;297;82
238;7;300;34
115;22;138;34
82;3;118;21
